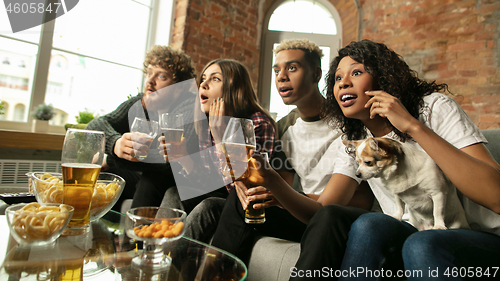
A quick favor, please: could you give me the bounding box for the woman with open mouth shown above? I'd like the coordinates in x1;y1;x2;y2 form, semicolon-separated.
159;59;278;244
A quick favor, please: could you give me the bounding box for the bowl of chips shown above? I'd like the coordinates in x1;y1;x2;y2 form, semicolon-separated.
28;172;125;222
6;202;74;246
28;172;64;204
89;172;126;221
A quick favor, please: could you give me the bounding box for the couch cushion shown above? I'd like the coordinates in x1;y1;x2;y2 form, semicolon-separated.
482;129;500;163
247;236;300;281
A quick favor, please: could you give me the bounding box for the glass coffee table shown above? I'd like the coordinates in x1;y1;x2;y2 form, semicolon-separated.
0;210;247;281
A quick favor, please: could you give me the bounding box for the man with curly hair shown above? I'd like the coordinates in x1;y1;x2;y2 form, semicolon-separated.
87;45;198;210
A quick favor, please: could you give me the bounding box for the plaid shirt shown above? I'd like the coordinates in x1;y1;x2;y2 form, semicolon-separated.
199;112;276;192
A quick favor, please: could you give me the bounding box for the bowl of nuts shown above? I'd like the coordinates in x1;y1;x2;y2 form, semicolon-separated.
125;207;186;269
27;172;125;221
6;202;74;246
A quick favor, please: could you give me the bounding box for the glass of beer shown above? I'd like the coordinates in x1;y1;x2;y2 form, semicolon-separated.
130;117;159;160
245;152;268;224
220;118;256;182
159;113;184;161
61;129;105;235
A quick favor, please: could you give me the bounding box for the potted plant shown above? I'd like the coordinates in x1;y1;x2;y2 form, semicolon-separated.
75;108;97;124
31;103;55;133
65;108;97;130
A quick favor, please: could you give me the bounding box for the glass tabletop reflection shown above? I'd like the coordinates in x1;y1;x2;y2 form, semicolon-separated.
0;210;247;281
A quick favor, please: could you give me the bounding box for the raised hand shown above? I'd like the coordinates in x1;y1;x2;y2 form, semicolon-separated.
365;90;421;135
209;98;227;144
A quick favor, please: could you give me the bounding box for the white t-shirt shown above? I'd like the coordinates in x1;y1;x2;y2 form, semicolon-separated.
279;116;344;195
335;92;500;235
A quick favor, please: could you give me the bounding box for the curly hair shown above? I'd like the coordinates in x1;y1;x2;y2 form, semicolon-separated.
322;39;450;141
143;45;196;82
274;39;324;69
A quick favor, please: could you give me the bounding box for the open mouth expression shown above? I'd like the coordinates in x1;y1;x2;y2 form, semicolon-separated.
279;86;293;98
334;56;374;118
339;93;358;107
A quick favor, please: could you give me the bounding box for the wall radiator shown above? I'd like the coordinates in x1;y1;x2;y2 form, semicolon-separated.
0;160;61;187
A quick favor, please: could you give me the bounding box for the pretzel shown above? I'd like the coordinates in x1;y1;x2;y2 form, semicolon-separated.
33;174;64;203
10;203;71;242
90;180;120;216
33;173;121;216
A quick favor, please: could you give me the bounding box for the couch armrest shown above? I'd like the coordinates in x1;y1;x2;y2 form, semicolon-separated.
247;236;300;281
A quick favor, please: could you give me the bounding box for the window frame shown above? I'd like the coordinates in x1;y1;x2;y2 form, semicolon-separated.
258;0;342;118
0;0;173;133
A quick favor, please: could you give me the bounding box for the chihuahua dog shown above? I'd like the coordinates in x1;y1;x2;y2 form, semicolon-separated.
343;137;469;231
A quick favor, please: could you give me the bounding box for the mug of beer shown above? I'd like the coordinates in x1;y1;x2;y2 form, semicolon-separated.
245;152;268;224
220;118;256;182
61;129;104;235
130;117;159;160
159;113;184;161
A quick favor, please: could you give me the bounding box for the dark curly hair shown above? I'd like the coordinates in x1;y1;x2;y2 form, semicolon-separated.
143;45;196;82
322;39;449;141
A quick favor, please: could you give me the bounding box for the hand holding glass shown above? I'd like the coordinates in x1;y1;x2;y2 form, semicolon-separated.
130;117;159;160
61;129;104;235
245;152;268;224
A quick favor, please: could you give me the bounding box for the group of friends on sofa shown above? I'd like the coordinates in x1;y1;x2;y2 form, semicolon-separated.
86;38;500;280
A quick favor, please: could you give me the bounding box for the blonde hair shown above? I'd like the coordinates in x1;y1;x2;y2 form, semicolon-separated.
274;39;324;68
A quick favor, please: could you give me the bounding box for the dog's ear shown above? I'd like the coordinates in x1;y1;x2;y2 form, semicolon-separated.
367;138;386;161
342;140;359;150
367;138;379;151
375;138;404;156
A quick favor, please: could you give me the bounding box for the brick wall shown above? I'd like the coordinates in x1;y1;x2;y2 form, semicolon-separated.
173;0;359;103
172;0;261;86
358;0;500;129
174;0;500;128
331;0;360;44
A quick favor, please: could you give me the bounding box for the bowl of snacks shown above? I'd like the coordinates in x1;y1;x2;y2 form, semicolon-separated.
28;172;64;204
125;207;186;269
27;172;125;221
89;172;126;220
6;202;74;246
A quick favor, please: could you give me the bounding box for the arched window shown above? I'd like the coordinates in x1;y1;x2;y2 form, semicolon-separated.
0;0;174;131
13;103;25;122
259;0;342;121
268;0;337;35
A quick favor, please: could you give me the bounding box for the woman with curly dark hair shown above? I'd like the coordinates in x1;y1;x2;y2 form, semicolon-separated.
291;40;500;280
322;39;448;142
239;40;500;280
